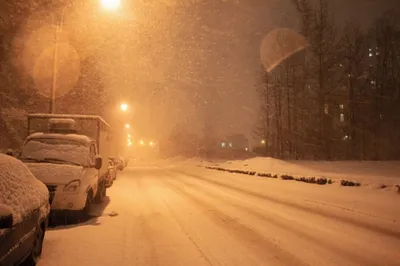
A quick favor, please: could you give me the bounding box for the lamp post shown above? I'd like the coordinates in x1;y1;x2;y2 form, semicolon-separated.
49;8;65;114
48;0;121;113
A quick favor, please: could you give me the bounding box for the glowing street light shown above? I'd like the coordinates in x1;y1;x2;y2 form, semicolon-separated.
125;124;130;129
49;0;121;114
261;140;266;145
139;140;145;145
120;103;129;112
149;141;154;146
100;0;121;10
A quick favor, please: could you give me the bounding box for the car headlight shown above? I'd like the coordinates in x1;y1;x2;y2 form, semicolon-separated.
63;180;81;193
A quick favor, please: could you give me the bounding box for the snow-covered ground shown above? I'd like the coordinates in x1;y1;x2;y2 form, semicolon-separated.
199;157;400;189
38;162;400;266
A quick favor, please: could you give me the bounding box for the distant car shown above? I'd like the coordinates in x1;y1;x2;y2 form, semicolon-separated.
0;154;50;265
106;160;117;188
110;157;125;171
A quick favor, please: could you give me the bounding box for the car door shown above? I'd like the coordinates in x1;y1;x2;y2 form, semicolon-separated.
0;208;40;266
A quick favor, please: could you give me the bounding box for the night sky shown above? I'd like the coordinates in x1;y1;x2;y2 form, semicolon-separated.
12;0;398;142
105;0;398;142
116;0;398;142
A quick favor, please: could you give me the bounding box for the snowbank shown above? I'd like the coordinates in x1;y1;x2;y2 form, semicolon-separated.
0;154;49;224
26;163;84;185
207;157;400;187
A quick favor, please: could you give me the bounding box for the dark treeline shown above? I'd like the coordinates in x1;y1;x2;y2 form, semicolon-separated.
256;0;400;160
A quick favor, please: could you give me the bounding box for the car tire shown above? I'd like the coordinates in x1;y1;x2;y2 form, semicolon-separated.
83;193;92;217
94;182;105;204
23;224;45;266
75;193;93;222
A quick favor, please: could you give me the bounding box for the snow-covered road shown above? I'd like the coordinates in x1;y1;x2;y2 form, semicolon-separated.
38;165;400;266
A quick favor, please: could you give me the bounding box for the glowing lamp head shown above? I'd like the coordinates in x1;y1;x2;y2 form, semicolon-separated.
100;0;121;11
120;103;128;112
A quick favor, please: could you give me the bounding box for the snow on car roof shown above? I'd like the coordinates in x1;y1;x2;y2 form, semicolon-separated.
28;113;110;127
0;154;49;224
27;132;93;143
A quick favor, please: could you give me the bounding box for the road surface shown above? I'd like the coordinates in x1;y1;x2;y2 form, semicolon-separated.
39;165;400;266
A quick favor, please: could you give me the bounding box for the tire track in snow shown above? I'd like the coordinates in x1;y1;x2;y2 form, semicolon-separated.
131;173;160;266
160;177;306;266
166;173;379;266
159;197;213;266
171;169;400;240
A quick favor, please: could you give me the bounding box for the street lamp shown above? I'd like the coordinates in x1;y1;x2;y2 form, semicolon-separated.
125;124;130;129
100;0;121;10
120;103;128;112
49;0;120;113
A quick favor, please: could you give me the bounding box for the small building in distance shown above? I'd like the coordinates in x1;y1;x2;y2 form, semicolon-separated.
220;134;249;151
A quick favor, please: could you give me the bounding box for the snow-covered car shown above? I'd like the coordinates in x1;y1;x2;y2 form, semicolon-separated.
110;157;125;171
0;154;50;265
19;132;104;218
106;160;117;187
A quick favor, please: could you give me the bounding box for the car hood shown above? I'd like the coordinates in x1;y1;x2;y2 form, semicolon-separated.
26;163;84;185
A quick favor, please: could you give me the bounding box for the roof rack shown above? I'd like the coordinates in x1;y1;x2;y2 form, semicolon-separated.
27;113;110;128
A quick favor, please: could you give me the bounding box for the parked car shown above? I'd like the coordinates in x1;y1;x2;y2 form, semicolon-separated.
110;157;125;171
20;131;104;218
0;154;50;265
106;160;117;188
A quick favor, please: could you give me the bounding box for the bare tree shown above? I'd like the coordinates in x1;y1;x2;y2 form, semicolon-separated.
369;13;400;159
339;22;367;159
292;0;340;159
255;66;271;156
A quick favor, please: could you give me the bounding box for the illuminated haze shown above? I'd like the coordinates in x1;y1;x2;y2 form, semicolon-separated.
13;0;398;143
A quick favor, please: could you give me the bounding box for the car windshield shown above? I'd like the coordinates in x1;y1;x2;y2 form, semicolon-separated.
20;138;90;166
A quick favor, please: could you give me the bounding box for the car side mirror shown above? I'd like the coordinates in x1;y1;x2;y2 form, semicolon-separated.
94;156;102;170
0;204;13;229
5;149;13;156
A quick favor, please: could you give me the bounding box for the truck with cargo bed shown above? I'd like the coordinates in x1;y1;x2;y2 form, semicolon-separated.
19;114;116;217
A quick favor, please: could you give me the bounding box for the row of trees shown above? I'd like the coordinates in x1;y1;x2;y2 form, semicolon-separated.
256;0;400;160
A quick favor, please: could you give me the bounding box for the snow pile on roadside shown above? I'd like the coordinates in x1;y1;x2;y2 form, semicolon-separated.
209;157;400;187
0;154;49;224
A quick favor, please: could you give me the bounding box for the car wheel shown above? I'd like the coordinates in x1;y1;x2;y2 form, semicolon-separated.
83;193;92;216
94;182;105;204
23;225;45;265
